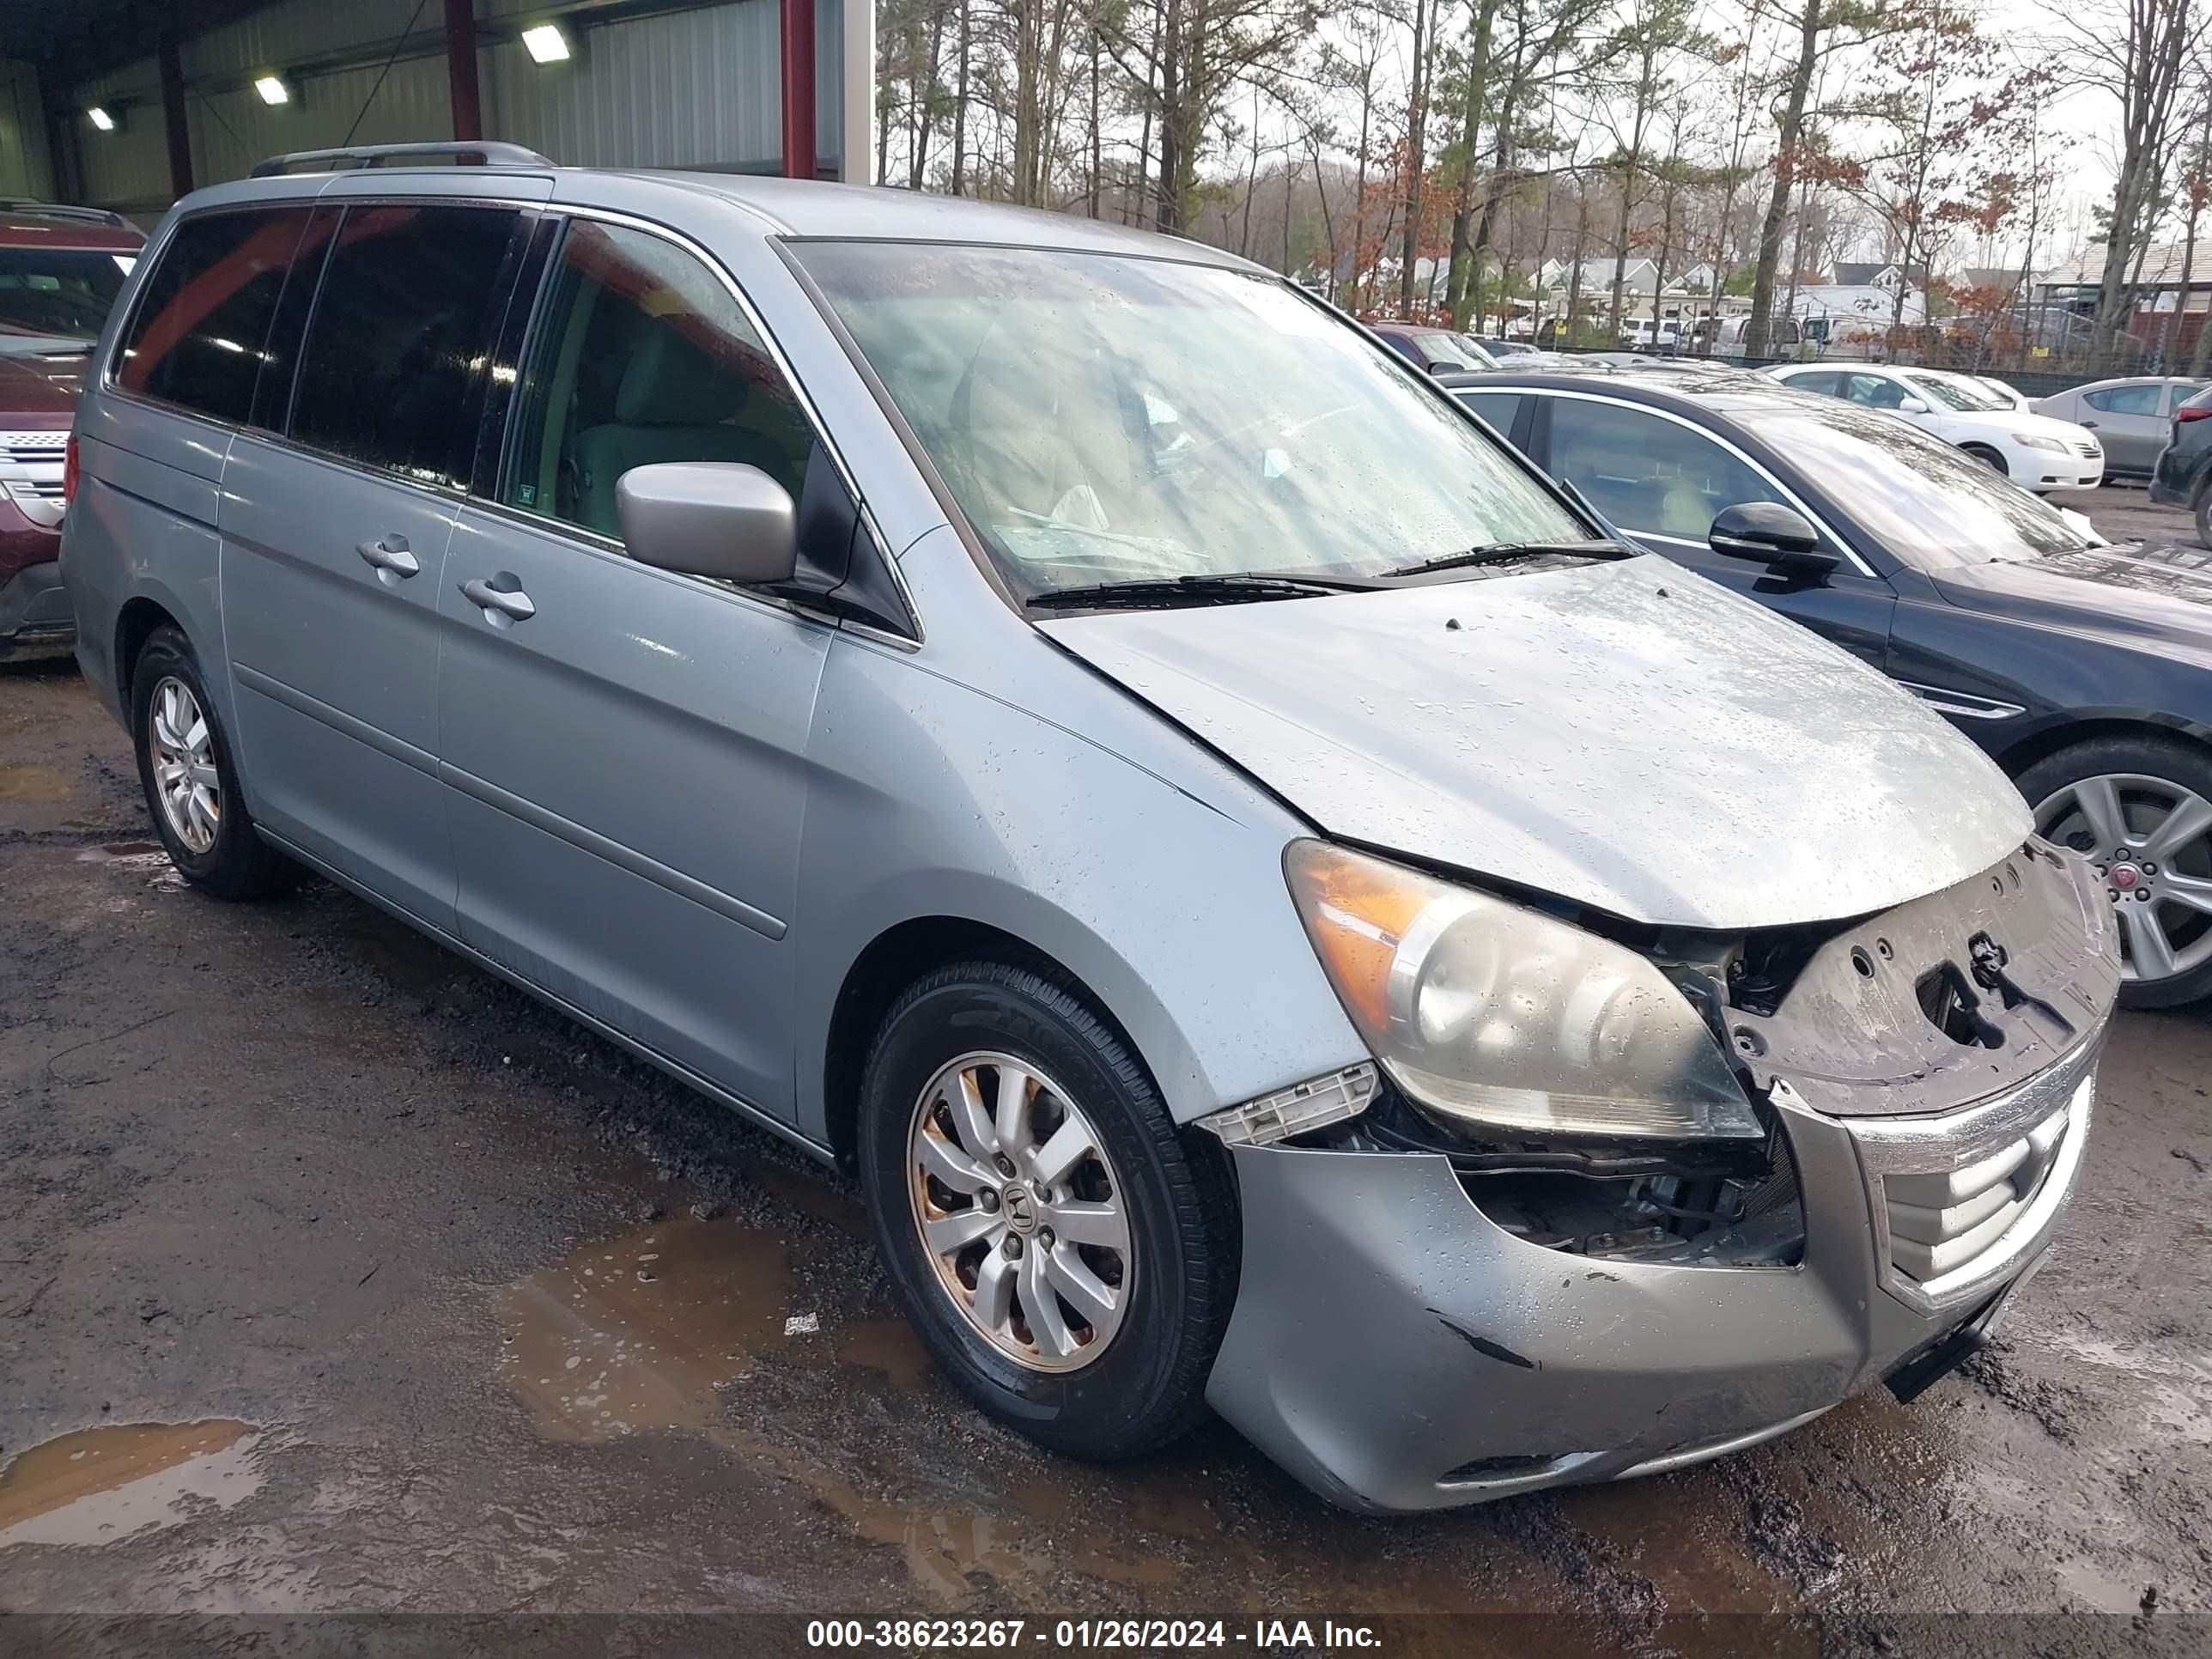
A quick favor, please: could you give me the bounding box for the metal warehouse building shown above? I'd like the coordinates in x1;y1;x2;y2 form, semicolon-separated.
0;0;874;219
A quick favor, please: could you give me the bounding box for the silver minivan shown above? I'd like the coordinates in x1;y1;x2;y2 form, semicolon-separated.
63;145;2118;1514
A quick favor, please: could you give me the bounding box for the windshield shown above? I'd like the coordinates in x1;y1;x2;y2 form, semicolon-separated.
795;243;1582;598
0;247;131;343
1905;373;2003;412
1768;405;2094;567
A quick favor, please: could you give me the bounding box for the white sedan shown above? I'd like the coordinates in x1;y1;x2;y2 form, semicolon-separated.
1764;362;2102;491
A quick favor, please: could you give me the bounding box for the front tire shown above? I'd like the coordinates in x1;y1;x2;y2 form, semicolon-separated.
1961;443;2008;476
2020;735;2212;1008
857;960;1237;1460
131;627;297;901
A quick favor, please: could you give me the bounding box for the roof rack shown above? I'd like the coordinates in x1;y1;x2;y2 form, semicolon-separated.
250;141;555;178
0;199;134;228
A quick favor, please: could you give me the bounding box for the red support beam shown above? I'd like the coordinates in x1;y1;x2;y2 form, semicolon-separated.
780;0;815;179
157;33;192;199
445;0;483;143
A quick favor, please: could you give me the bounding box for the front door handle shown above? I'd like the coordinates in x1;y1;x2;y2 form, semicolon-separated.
356;535;420;578
460;575;537;623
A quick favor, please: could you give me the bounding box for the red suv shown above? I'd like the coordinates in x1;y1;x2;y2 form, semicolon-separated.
0;202;144;661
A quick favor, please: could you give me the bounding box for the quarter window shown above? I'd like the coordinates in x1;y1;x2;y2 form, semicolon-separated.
289;204;524;489
503;220;814;540
1545;400;1790;542
115;208;312;425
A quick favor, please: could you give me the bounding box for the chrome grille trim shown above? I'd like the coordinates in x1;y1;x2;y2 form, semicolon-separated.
2074;440;2101;459
1846;1037;2099;1313
0;431;64;528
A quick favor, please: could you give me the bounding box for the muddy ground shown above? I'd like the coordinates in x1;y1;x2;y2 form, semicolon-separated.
3;577;2209;1656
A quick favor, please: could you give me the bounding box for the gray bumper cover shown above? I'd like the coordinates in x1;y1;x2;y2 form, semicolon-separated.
1204;1041;2100;1515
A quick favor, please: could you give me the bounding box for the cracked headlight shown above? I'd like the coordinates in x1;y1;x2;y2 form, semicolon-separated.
1285;840;1759;1140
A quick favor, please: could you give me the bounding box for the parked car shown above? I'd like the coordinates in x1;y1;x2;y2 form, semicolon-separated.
1368;320;1496;374
1483;336;1540;358
0;202;144;661
1765;362;2104;491
2034;376;2207;479
1453;362;2212;1004
66;148;2116;1515
2148;384;2212;541
1692;313;1800;355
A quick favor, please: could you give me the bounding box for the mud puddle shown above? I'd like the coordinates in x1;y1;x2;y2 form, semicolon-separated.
497;1218;1194;1601
0;1420;263;1548
0;763;73;804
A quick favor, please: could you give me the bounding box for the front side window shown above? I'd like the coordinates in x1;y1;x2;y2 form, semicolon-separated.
1544;399;1787;542
2083;383;2161;416
791;242;1582;598
116;209;312;424
1456;390;1526;442
289;204;523;489
1844;373;1908;410
504;221;814;540
0;246;132;344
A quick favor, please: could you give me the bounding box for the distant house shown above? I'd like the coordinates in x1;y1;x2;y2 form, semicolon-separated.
1832;261;1930;291
2034;242;2211;358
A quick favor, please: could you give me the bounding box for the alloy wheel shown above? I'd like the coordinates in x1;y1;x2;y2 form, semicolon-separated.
906;1050;1133;1373
2037;772;2212;985
148;677;220;855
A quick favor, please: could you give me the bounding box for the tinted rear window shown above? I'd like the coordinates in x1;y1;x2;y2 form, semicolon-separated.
116;209;311;423
289;204;522;489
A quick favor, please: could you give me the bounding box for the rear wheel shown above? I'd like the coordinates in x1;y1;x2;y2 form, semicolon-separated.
131;627;297;901
856;960;1237;1460
1961;443;2008;476
2021;736;2212;1008
2193;479;2212;550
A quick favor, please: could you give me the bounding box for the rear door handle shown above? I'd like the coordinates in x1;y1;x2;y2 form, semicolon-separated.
460;575;537;623
356;535;420;578
2081;420;2100;428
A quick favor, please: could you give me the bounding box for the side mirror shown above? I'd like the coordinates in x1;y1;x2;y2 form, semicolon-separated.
1709;501;1838;578
1899;395;1929;414
1427;359;1461;375
617;462;798;586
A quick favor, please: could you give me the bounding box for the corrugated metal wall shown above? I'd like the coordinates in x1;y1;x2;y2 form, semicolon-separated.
67;0;843;216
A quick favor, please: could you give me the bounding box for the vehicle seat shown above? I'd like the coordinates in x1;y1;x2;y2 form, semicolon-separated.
569;323;785;538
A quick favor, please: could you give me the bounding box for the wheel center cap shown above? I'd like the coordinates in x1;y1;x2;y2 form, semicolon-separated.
1000;1186;1039;1234
2112;863;2143;892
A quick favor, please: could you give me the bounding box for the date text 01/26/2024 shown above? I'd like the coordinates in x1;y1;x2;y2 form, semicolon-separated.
805;1620;1383;1650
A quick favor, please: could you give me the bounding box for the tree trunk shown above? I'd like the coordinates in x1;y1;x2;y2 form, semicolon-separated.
2166;205;2199;372
950;2;970;196
1747;0;1822;359
1155;0;1185;233
1444;0;1501;322
1399;0;1433;315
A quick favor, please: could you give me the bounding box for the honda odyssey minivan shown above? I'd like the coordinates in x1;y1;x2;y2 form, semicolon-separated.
63;145;2118;1513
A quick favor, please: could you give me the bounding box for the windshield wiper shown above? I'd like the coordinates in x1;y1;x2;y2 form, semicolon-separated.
1381;538;1632;580
1027;573;1369;611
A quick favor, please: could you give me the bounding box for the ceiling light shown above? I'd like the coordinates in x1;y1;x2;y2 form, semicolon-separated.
253;76;290;106
520;24;572;64
87;106;115;132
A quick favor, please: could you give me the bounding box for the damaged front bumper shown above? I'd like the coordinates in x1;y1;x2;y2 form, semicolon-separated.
1203;846;2118;1515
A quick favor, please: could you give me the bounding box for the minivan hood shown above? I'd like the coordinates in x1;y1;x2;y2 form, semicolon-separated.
1042;558;2028;931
